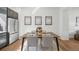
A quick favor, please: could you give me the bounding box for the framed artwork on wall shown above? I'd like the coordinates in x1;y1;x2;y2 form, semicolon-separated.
35;16;42;25
24;16;32;25
45;16;52;25
76;16;79;26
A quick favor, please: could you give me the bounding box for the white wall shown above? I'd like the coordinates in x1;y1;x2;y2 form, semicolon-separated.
10;7;75;40
19;7;60;36
68;8;79;33
59;7;79;39
67;8;79;38
58;8;70;39
61;8;69;39
59;8;69;39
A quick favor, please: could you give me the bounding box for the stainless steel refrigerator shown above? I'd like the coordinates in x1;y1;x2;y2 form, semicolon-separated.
0;8;9;48
7;8;19;44
0;7;19;48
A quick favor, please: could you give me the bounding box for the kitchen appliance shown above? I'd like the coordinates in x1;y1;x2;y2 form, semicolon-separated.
0;8;7;32
0;7;19;48
0;8;9;48
8;18;19;44
8;18;15;34
0;32;9;48
8;8;19;44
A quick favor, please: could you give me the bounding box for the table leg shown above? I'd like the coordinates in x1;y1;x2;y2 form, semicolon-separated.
54;37;59;51
21;37;25;51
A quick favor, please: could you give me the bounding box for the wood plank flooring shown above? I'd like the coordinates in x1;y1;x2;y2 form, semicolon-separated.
0;39;22;51
58;39;79;51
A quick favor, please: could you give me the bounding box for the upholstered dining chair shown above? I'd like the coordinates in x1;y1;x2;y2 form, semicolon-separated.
41;34;54;50
27;36;38;51
42;34;57;51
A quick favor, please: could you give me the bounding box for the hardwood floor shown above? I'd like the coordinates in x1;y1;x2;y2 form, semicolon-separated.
58;39;79;51
0;38;57;51
0;39;22;51
1;34;79;51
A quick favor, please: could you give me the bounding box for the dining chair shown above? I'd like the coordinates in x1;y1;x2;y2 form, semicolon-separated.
41;34;54;50
27;37;38;51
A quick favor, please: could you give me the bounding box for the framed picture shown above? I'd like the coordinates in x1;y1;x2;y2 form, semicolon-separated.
76;16;79;26
45;16;52;25
24;16;31;25
35;16;42;25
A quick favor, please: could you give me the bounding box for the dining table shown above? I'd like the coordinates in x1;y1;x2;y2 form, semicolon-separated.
21;32;60;51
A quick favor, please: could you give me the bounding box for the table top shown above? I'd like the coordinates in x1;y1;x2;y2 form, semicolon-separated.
22;32;60;39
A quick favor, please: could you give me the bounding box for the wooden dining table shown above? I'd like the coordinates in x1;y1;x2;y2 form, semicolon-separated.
21;32;60;51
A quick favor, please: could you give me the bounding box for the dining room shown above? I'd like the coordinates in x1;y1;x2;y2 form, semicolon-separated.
1;7;79;51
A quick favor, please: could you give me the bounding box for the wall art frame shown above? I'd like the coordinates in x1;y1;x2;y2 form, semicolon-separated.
35;16;42;25
76;16;79;26
24;16;32;25
45;16;52;25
